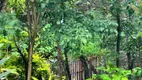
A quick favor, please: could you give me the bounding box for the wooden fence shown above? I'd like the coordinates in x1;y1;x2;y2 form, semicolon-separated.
68;56;142;80
69;59;85;80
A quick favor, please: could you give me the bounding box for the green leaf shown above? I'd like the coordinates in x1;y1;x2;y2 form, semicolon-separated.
2;68;18;75
121;77;128;80
41;4;46;9
99;74;111;80
92;74;97;79
0;57;10;65
0;43;4;48
32;76;38;80
0;71;10;78
81;38;87;44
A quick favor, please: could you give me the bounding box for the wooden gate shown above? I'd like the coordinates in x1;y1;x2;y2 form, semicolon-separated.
69;59;85;80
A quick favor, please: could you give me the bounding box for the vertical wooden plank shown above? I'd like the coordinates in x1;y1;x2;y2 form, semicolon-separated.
76;61;78;80
77;60;78;80
70;62;71;79
74;61;75;80
75;61;77;80
79;59;82;80
79;59;81;80
76;61;77;80
70;61;73;80
77;60;79;80
71;61;74;80
74;61;76;80
81;59;84;80
72;61;74;80
78;59;80;80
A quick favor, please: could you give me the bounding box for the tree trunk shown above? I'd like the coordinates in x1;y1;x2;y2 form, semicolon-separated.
0;0;5;11
26;0;37;80
88;57;97;77
80;55;89;79
27;44;33;80
131;53;134;69
64;46;71;80
116;0;121;68
127;52;132;70
26;0;32;79
57;41;63;80
14;39;28;79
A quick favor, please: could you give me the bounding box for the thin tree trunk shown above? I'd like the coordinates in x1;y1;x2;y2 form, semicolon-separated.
26;0;32;80
64;46;71;80
80;55;89;79
88;57;97;77
57;41;63;80
127;52;132;70
27;43;33;80
131;53;134;69
14;38;28;79
0;0;5;11
26;0;37;80
116;0;121;68
116;13;121;68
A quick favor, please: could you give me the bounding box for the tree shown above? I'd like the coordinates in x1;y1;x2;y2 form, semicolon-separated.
116;0;121;68
25;0;38;80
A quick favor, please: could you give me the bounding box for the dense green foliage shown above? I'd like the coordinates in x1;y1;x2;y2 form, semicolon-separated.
0;0;142;80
